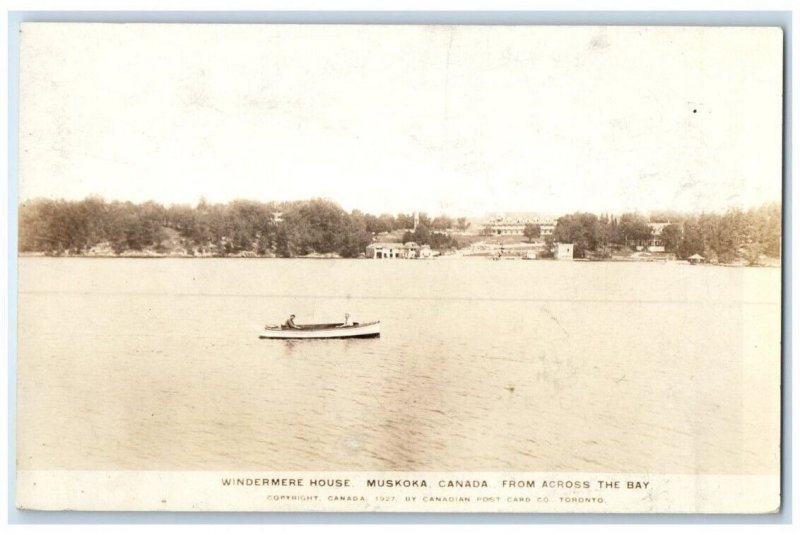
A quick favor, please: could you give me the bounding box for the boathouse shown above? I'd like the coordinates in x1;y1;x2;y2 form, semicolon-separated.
366;242;433;259
366;243;404;259
555;243;574;260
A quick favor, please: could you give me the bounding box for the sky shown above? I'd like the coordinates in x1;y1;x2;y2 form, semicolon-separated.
19;24;783;217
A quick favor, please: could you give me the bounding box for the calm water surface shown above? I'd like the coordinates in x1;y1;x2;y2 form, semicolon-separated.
17;257;781;474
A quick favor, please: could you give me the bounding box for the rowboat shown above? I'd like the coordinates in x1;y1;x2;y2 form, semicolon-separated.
259;321;380;340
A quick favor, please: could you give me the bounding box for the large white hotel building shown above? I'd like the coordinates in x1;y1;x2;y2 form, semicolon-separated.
484;213;557;237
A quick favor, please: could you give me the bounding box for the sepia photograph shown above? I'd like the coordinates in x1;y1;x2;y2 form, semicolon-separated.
14;22;783;513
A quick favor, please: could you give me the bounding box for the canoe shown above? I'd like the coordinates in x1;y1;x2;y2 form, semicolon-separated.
259;321;380;340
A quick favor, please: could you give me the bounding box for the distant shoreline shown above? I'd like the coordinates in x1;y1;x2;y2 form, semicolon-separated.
17;252;781;268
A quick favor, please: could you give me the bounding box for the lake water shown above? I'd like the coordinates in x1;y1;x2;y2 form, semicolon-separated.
17;257;781;474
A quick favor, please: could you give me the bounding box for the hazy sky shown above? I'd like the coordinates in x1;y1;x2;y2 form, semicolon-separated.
20;24;783;216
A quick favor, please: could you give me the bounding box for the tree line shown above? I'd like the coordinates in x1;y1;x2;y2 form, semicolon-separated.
18;197;467;258
548;203;781;263
18;197;781;263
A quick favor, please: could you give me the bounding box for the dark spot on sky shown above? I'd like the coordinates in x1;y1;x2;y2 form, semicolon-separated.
589;36;610;50
693;109;697;113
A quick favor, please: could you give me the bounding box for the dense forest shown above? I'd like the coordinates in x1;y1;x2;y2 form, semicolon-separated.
18;197;467;258
549;203;782;263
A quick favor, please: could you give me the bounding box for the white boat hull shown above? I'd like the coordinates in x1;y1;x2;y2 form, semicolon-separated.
259;321;380;340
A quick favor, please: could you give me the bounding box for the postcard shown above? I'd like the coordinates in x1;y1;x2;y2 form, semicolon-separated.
15;23;782;513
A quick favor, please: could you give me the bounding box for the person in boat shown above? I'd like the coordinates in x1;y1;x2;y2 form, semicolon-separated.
340;313;353;327
283;314;300;329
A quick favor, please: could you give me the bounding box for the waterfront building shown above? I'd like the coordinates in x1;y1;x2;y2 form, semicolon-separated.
645;222;671;252
484;213;556;237
366;242;432;259
366;243;404;259
555;243;574;260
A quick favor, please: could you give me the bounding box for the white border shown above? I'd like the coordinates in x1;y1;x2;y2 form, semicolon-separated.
2;1;795;531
